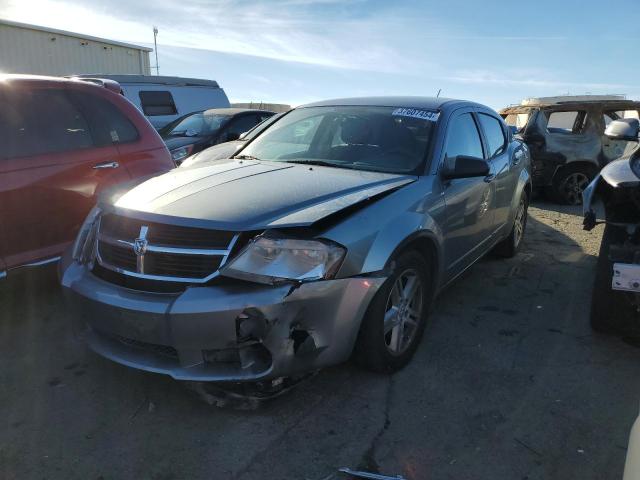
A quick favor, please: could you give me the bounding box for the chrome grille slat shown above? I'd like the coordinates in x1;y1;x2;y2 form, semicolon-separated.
95;214;239;283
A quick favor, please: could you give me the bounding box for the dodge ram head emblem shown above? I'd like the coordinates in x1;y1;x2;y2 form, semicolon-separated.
133;226;149;274
133;237;148;256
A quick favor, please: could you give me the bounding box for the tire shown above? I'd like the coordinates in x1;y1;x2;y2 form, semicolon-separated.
590;224;637;333
493;192;529;258
353;250;432;373
551;164;596;205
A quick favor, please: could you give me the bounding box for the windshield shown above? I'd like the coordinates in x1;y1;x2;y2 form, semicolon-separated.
239;106;437;174
161;112;230;138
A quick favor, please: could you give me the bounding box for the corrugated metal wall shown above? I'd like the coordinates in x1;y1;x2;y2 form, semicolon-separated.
0;23;151;76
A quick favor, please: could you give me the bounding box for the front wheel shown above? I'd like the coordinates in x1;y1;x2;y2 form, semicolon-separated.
353;250;432;373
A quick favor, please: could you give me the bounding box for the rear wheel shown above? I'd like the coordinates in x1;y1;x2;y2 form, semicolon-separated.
354;250;432;373
551;164;596;205
493;192;528;258
591;224;637;333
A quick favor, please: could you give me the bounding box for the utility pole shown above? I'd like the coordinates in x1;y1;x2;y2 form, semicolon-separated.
152;26;159;75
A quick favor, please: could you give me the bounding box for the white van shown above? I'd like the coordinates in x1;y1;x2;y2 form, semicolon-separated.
73;74;231;129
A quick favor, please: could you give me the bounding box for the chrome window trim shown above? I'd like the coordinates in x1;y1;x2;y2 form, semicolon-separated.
95;224;240;284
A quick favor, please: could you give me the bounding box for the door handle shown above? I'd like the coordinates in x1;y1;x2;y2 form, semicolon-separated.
484;173;496;183
93;161;120;170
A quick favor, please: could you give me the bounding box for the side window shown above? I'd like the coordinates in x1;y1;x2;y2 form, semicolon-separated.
68;91;139;146
478;114;506;157
444;113;484;170
139;91;177;116
546;111;586;134
1;89;93;159
226;114;260;137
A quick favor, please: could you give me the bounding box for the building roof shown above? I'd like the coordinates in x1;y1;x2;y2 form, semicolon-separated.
0;18;153;52
73;74;219;88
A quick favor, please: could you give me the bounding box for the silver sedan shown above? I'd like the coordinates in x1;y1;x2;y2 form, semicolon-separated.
60;96;531;382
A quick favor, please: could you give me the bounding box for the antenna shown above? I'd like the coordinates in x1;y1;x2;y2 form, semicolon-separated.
436;89;442;98
152;26;159;75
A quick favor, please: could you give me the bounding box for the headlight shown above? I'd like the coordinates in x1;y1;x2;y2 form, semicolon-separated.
171;145;194;164
72;206;101;264
221;234;346;284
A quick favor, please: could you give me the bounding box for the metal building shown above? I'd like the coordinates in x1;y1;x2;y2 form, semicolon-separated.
0;18;152;76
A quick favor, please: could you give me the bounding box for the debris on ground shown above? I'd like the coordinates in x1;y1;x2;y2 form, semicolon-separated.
338;467;406;480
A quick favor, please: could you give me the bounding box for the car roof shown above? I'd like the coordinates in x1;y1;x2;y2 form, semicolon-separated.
202;108;275;116
300;96;485;112
73;74;220;88
0;74;114;92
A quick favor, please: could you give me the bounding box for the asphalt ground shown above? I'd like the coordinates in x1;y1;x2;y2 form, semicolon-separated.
1;200;639;480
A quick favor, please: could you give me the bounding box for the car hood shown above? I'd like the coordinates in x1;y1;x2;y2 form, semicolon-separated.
163;136;208;150
112;159;417;230
179;141;245;167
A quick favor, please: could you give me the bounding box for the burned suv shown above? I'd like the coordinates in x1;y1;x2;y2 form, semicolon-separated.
500;96;640;204
60;97;531;384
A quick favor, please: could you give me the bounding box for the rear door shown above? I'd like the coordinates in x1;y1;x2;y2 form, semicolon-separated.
477;112;513;230
0;84;129;269
440;110;496;280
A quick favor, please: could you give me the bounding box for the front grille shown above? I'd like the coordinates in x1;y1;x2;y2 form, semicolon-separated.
96;213;238;283
100;214;235;249
99;241;137;272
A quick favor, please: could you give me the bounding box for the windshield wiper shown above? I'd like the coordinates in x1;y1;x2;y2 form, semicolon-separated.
282;159;351;169
233;154;261;160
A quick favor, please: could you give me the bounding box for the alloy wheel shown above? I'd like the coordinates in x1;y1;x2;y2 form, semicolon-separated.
513;197;527;248
383;269;424;356
560;172;590;205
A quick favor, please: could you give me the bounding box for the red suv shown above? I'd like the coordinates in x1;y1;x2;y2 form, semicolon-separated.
0;75;174;277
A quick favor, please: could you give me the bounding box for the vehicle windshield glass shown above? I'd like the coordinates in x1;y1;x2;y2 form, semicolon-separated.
503;112;530;132
161;112;230;138
239;106;437;174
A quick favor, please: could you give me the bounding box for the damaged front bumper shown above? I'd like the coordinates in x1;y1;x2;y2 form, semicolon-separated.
59;255;385;382
582;174;601;230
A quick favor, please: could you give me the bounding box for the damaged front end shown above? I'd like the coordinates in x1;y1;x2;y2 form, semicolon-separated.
59;209;387;382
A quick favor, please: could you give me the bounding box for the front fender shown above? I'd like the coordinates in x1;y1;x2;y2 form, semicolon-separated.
322;178;446;285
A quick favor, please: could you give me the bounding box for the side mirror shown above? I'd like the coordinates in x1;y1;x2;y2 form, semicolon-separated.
605;119;640;142
226;132;241;141
441;155;490;180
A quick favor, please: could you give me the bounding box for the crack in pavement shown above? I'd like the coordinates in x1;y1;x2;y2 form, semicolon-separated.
356;374;394;474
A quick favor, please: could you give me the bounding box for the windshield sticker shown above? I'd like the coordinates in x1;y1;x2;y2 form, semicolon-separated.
392;108;440;122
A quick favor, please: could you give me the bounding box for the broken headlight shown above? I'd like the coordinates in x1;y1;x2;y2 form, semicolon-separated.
221;234;346;284
72;206;101;264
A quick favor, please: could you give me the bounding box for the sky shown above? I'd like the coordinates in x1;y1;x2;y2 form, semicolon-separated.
1;0;639;109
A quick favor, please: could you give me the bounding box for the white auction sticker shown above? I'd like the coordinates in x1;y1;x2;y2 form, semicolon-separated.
392;108;440;122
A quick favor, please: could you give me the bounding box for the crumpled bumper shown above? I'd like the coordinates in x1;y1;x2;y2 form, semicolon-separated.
59;256;385;382
582;174;601;230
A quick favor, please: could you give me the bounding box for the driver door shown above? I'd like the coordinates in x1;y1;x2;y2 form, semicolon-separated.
440;110;496;281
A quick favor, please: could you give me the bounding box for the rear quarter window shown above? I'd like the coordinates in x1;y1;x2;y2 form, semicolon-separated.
139;91;178;116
